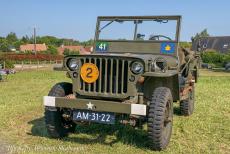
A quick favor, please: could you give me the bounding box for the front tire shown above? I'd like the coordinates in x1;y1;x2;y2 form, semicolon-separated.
147;87;173;150
45;82;76;138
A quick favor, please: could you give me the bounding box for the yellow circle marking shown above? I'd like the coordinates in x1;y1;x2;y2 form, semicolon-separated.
80;63;99;83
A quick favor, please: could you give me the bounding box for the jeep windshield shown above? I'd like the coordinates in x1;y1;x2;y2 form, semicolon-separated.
94;16;181;55
96;16;180;42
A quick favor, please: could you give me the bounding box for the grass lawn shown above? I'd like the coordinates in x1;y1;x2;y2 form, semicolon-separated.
0;69;229;154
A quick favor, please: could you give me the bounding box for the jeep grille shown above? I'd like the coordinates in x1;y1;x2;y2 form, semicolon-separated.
78;57;130;98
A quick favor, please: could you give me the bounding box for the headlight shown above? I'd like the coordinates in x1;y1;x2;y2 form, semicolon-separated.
67;58;79;70
131;61;144;74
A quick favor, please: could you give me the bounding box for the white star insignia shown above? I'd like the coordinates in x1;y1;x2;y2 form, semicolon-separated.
86;102;94;110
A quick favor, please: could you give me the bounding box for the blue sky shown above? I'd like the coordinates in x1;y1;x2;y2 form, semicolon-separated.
0;0;229;41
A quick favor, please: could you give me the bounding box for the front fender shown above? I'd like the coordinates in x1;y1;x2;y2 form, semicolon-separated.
143;71;179;102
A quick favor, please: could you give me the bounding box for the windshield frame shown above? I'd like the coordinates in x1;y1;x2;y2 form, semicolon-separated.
94;16;181;43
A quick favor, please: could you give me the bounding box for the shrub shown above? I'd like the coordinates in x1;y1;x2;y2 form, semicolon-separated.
0;60;14;69
201;50;230;67
223;53;230;65
63;48;71;55
201;50;224;64
43;45;58;55
2;53;63;61
63;49;79;56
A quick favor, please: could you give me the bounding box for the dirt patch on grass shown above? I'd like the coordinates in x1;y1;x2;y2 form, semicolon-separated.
0;139;9;154
219;143;230;154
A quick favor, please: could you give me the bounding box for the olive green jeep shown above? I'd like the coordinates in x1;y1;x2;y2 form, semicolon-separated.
44;16;199;150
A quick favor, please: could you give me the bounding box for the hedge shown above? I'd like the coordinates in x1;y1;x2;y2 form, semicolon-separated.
0;60;14;69
0;53;63;61
201;50;230;66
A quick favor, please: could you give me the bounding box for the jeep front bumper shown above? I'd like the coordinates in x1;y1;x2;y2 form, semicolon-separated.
43;96;147;116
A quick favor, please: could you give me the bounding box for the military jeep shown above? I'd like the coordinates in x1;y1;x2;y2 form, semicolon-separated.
44;16;199;150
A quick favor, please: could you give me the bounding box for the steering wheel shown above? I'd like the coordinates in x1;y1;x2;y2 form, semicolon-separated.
149;35;172;41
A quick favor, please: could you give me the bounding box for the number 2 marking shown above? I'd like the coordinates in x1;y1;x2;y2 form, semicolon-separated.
86;67;93;78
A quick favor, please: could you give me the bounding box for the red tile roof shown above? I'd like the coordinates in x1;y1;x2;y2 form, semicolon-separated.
57;45;91;55
84;46;93;52
20;44;47;52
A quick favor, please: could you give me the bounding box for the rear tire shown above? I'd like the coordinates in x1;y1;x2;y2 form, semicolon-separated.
45;82;76;138
180;86;195;116
147;87;173;150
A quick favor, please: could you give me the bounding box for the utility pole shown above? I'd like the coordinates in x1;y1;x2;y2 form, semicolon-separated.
33;27;37;55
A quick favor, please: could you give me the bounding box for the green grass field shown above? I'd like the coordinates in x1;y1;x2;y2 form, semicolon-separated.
0;69;229;154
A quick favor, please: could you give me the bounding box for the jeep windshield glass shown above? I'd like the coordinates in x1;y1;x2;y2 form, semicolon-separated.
98;19;178;41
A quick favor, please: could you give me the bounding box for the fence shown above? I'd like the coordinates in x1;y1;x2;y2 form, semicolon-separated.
0;53;64;71
12;60;63;71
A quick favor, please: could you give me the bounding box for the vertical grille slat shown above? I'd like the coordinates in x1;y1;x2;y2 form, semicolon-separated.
121;60;124;93
123;61;128;93
80;59;84;90
79;57;129;96
82;59;85;91
110;59;113;93
104;59;108;93
99;58;102;92
116;59;119;93
93;58;96;92
101;59;106;93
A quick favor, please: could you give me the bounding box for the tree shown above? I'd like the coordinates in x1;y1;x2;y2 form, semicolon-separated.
191;29;210;41
80;39;94;46
0;38;9;52
37;36;63;47
6;32;18;43
61;38;80;46
21;35;30;44
1;32;93;53
13;40;23;50
47;45;58;55
0;41;9;52
63;48;79;55
63;48;71;55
